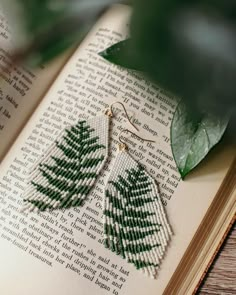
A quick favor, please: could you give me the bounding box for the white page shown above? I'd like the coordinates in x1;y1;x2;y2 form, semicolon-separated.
0;4;234;295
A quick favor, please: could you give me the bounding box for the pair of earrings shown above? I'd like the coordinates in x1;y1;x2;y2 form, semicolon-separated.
22;102;172;278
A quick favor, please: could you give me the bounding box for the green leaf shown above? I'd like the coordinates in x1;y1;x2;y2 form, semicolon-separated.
171;101;229;179
99;39;141;71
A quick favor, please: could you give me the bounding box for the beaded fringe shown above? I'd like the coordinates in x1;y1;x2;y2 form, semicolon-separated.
103;151;172;279
22;115;110;212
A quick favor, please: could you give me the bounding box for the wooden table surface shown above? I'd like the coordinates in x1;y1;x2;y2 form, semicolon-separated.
198;224;236;295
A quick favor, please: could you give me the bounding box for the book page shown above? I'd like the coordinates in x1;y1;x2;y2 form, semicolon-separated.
0;5;234;295
0;5;72;160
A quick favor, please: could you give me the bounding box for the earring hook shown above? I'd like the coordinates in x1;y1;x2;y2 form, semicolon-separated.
118;129;155;151
105;101;138;131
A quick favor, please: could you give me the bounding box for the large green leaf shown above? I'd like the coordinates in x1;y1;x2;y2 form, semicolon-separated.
171;101;229;179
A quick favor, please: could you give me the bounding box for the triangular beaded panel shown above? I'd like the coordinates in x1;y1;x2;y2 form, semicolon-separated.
103;151;172;278
23;115;110;212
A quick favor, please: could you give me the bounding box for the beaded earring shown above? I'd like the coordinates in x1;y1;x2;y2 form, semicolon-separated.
22;102;137;212
103;129;172;279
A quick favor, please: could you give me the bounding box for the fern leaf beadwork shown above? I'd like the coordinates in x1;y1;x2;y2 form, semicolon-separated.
23;115;110;212
104;151;172;278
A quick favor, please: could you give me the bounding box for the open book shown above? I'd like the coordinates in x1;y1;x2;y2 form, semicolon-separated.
0;4;235;294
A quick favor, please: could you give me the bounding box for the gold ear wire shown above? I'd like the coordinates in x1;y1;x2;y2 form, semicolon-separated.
105;101;138;131
118;129;155;151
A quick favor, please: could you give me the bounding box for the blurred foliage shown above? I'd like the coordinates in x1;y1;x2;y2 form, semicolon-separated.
6;0;236;116
102;0;236;117
2;0;119;65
